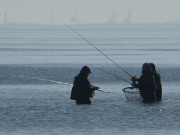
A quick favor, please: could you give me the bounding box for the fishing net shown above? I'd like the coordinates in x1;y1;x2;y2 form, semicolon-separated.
122;87;142;101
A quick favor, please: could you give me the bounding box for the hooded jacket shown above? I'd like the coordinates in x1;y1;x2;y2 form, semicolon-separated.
70;73;94;101
137;71;156;102
154;72;162;100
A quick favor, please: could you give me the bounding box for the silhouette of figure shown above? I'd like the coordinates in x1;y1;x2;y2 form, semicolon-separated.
70;66;99;104
149;63;162;101
133;63;156;103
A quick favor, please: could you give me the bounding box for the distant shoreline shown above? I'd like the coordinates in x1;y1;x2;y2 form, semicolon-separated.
1;22;180;29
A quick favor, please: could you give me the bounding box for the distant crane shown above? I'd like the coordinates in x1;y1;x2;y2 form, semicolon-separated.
123;10;132;24
108;10;117;24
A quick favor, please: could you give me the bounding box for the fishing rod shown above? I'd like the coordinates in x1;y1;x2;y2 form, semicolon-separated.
17;74;110;93
97;68;131;84
60;20;132;77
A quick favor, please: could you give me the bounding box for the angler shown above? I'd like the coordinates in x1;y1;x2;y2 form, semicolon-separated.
70;66;99;105
132;63;157;103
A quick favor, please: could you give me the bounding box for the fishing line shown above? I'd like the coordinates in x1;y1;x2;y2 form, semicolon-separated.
97;68;131;84
60;20;132;77
17;74;110;93
17;74;73;86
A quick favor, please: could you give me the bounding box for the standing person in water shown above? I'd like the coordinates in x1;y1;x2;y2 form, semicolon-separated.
133;63;156;103
70;66;99;104
149;63;162;101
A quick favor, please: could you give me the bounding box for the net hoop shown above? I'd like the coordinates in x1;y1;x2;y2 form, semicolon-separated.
122;87;142;101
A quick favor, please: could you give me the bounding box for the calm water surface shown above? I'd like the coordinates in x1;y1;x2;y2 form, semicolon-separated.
0;24;180;135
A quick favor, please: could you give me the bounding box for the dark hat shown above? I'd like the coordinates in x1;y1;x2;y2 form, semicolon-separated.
143;63;151;68
149;63;155;71
80;66;91;74
149;63;156;72
142;63;151;73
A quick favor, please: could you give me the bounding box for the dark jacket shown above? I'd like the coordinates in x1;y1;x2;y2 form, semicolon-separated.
137;71;156;102
70;73;94;102
154;73;162;101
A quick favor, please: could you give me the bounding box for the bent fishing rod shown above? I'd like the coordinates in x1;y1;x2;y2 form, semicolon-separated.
17;74;110;93
60;21;132;77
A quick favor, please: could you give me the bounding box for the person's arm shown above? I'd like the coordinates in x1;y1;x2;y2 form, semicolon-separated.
90;85;99;91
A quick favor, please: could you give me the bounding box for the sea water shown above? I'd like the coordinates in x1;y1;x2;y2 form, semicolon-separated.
0;24;180;135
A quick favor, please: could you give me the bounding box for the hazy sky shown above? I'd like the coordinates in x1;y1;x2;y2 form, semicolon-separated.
0;0;180;24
